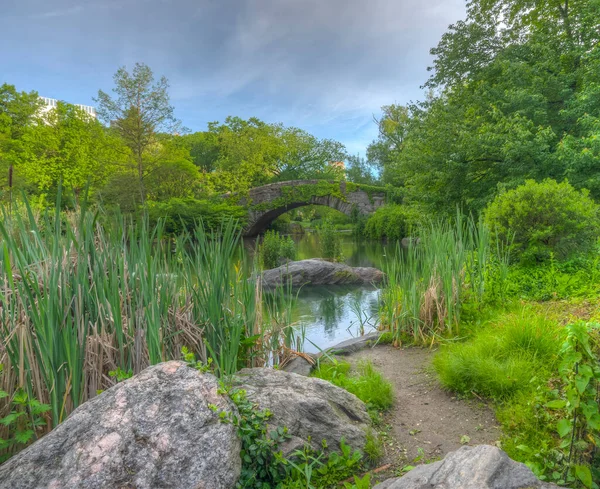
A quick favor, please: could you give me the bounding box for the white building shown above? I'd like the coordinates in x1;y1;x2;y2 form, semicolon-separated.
39;96;97;118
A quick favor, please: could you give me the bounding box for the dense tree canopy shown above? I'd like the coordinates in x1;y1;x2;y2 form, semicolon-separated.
371;0;600;214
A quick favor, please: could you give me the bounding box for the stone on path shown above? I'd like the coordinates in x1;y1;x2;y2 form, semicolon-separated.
374;445;563;489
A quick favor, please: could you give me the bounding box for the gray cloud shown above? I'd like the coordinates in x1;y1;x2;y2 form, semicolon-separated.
1;0;465;153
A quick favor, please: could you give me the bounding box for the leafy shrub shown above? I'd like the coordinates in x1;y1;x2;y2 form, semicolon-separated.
216;388;368;489
146;197;247;235
318;220;343;261
0;381;51;462
312;359;393;412
259;230;296;270
363;204;419;240
484;179;600;263
493;321;600;487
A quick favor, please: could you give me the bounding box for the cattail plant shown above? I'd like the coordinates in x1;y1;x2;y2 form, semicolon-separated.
0;194;298;457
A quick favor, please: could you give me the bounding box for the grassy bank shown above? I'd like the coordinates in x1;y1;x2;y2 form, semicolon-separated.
379;214;600;487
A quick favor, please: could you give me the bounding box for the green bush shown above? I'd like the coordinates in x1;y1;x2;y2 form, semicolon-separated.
259;230;296;270
146;197;247;235
484;179;600;262
363;204;418;240
318;220;343;261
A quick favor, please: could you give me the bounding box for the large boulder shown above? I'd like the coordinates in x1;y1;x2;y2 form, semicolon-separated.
374;445;562;489
262;258;384;288
0;361;241;489
232;368;371;455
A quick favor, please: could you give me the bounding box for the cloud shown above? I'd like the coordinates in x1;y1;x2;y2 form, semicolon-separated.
1;0;465;154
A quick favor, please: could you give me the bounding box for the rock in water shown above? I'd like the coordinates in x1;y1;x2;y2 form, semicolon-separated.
0;362;241;489
232;368;371;455
261;258;384;288
374;445;563;489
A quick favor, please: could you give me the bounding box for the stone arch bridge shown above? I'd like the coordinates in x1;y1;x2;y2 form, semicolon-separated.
237;180;386;236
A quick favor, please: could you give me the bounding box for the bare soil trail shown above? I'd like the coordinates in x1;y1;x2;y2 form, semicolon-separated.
348;345;501;472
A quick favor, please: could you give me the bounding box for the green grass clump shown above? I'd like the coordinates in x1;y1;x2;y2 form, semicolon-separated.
312;359;394;412
433;311;564;400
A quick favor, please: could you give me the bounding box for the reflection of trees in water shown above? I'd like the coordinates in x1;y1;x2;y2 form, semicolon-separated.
318;294;345;334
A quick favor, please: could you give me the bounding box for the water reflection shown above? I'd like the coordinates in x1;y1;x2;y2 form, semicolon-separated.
295;285;380;353
245;232;388;352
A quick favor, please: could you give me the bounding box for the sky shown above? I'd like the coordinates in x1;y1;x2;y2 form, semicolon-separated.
1;0;465;155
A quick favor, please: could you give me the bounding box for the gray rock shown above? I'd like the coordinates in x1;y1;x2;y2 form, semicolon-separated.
0;361;241;489
329;332;382;355
401;237;420;248
374;445;562;489
232;368;370;456
261;259;384;288
282;355;315;376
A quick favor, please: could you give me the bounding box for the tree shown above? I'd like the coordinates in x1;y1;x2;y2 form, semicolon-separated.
23;102;125;198
345;154;378;185
205;117;347;193
95;63;180;203
377;0;600;214
179;131;220;173
0;84;41;202
367;104;412;185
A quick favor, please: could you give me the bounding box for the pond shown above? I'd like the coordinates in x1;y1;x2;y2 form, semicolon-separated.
246;231;391;353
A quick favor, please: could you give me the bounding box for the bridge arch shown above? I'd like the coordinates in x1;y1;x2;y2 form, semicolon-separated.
240;180;385;236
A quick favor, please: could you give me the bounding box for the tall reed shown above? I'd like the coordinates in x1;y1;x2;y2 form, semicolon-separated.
380;212;505;344
0;197;298;453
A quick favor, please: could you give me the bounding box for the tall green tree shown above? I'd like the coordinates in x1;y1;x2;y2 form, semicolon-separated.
205;116;347;193
378;0;600;214
95;63;180;203
346;154;378;185
0;84;40;201
23;102;126;198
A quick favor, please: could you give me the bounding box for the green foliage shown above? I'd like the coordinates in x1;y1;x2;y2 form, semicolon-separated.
146;197;247;235
381;214;498;343
220;389;368;489
342;473;371;489
144;159;201;201
95;62;180;203
224;389;290;488
363;429;383;464
108;368;133;383
500;256;600;301
259;230;297;270
363;204;419;240
23;102;125;195
312;359;393;413
0;375;51;462
434;311;564;400
0;198;297;438
552;322;600;487
374;0;600;213
317;220;343;262
346;154;378;186
281;439;363;489
204;117;347;193
435;311;600;487
484;180;600;263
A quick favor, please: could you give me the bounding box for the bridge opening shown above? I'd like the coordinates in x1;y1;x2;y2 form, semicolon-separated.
266;206;353;234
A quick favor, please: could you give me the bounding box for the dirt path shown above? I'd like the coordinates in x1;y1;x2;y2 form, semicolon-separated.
348;345;501;468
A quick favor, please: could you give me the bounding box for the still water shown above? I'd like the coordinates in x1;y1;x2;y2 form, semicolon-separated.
247;232;391;353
